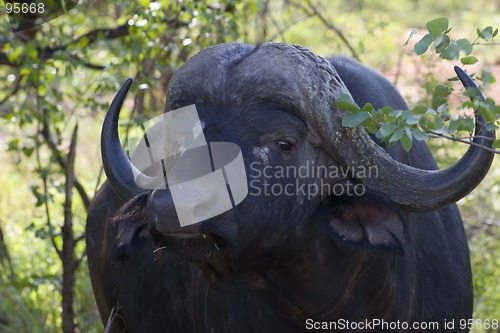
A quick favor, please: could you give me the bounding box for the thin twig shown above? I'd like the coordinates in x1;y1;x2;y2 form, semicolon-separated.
291;0;360;60
0;23;130;67
153;246;168;253
427;131;500;154
268;14;314;41
0;74;22;107
94;166;104;196
473;42;500;46
103;303;124;333
40;119;91;210
393;48;406;86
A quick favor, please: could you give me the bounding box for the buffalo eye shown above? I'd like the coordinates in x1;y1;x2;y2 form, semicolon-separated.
276;139;293;151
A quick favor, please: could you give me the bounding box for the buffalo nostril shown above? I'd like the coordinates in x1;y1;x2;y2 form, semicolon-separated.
147;189;180;233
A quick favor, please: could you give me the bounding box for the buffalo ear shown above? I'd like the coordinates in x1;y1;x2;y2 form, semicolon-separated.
325;192;406;251
112;194;150;260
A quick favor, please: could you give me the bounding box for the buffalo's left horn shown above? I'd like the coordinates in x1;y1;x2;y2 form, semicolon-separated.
101;78;155;202
312;62;495;212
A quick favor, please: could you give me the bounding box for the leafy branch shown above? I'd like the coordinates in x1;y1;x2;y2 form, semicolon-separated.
408;18;498;65
338;90;500;153
339;18;499;153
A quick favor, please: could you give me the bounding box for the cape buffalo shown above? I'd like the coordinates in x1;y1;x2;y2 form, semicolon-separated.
86;42;495;332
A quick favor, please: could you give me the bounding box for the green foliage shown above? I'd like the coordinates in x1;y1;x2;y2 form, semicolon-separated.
412;17;497;63
340;18;499;152
1;1;243;331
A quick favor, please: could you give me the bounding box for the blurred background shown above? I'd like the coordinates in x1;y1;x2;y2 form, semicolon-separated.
0;1;499;332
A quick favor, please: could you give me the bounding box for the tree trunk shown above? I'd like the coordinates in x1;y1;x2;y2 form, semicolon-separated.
61;125;78;333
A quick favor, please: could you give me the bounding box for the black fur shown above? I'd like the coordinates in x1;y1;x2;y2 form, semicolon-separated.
87;43;472;333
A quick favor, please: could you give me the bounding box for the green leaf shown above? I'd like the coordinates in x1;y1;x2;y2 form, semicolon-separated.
412;128;429;141
342;112;371;128
400;134;413;152
22;146;34;158
448;118;461;133
389;128;404;144
480;71;496;84
492;139;500;150
404;28;419;46
439;43;459;60
402;110;420;125
457;39;473;56
478;26;494;40
336;101;360;113
493;104;500;116
464;86;482;99
389;109;403;118
426;108;438;116
76;36;90;49
6;138;19;151
479;108;496;123
460;56;478;65
38;85;47;96
426;17;449;37
434;34;450;53
412;105;428;115
432;85;451;110
430;116;446;132
457;117;475;132
376;123;398;140
486;123;499;131
414;34;434;55
361;103;375;112
335;93;360;113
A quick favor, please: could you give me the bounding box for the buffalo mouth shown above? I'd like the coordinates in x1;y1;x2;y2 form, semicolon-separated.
151;233;238;286
153;231;227;254
143;186;238;264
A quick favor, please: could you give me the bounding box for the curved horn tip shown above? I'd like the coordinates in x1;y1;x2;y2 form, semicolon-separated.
119;77;134;92
124;77;133;86
454;66;484;100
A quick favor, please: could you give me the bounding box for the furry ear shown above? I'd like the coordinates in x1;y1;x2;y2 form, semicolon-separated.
325;192;406;251
112;194;150;260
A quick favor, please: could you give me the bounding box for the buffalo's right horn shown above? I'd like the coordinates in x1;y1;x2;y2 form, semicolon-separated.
101;78;156;202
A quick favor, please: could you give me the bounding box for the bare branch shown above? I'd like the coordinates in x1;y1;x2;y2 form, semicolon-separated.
427;131;500;154
473;42;500;46
41;119;91;211
268;14;314;41
33;82;64;259
36;118;62;259
0;23;130;67
64;124;78;230
0;74;22;107
290;0;360;60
